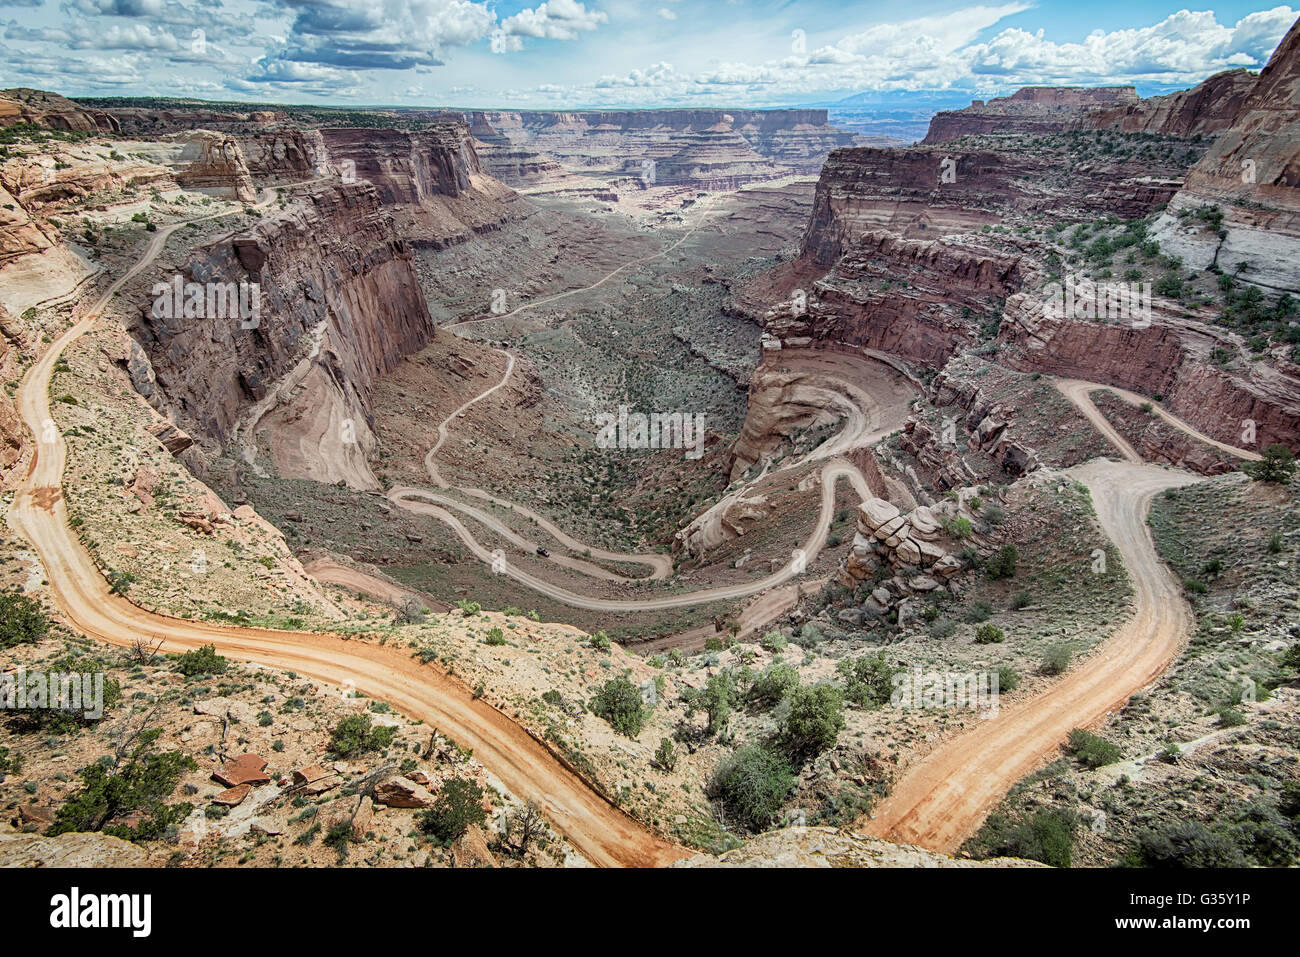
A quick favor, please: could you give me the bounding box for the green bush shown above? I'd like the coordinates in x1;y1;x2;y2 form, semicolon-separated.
484;627;507;646
985;545;1019;580
1125;820;1248;868
709;745;795;832
174;643;227;677
1041;643;1072;675
928;617;957;639
654;737;677;772
417;777;488;845
996;665;1019;693
328;714;396;757
747;663;800;708
1242;444;1296;484
684;670;736;736
971;810;1077;867
778;683;845;760
49;728;196;842
836;653;896;709
974;624;1005;644
1066;728;1122;768
0;590;48;648
759;631;787;653
590;676;648;737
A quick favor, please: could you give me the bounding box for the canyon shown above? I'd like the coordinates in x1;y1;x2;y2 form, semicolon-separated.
2;11;1300;876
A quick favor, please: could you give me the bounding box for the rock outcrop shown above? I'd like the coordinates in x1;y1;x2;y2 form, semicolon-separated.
924;86;1140;143
173;131;256;202
1150;16;1300;293
0;87;118;133
317;123;520;248
1081;69;1256;137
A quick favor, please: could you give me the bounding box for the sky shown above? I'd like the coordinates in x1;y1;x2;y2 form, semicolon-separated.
0;1;1296;108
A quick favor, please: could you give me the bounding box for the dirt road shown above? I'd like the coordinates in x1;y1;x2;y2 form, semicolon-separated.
6;196;687;868
862;377;1261;852
863;459;1202;852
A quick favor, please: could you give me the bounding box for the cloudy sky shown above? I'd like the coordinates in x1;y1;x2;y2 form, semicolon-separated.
0;1;1295;107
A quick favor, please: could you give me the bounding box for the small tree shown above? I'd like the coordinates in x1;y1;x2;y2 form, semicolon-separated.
654;737;677;772
328;714;395;757
985;544;1019;580
418;777;487;845
1243;444;1296;484
590;676;647;737
174;643;227;677
709;745;795;832
836;653;896;708
0;590;48;648
779;683;845;761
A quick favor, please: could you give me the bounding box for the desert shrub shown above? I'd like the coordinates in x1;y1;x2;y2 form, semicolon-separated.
589;630;611;652
963;600;994;623
970;809;1077;867
173;643;227;677
997;665;1020;693
590;676;648;737
1125;820;1248;868
747;663;800;708
778;683;845;761
49;728;196;842
759;631;787;653
928;617;957;639
985;545;1019;580
1041;643;1072;675
709;745;795;832
684;670;736;736
1225;800;1299;866
328;714;395;757
974;624;1005;644
1066;728;1122;768
654;737;677;772
1216;708;1246;728
484;627;507;646
418;777;487;845
836;653;896;709
1243;444;1296;484
0;591;48;648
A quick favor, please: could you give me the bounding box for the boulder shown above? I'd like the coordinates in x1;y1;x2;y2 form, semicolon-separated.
859;498;901;532
374;775;434;809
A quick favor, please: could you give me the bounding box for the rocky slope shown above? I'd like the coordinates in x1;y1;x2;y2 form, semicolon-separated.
0;88;119;133
1082;70;1256;137
1151;17;1300;293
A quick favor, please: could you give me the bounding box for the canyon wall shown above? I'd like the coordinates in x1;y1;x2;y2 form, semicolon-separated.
1151;18;1300;293
1081;70;1256;137
0;88;119;133
317;124;521;248
1000;292;1300;450
124;182;435;490
923;87;1139;143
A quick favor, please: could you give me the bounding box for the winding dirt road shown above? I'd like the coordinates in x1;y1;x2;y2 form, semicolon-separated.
862;377;1261;853
6;197;687;868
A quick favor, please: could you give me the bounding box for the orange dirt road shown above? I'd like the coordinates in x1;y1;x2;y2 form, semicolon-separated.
6;199;687;868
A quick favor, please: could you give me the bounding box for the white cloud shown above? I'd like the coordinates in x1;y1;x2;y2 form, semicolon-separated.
501;0;607;40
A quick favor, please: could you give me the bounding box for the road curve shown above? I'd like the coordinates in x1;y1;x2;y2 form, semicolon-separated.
863;459;1202;852
6;197;688;868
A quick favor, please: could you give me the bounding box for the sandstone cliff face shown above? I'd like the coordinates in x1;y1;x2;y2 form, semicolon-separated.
1081;70;1256;137
800;146;1180;266
0;88;119;133
238;125;326;184
772;231;1027;368
1000;292;1300;449
1151;16;1300;293
467;108;856;182
173;131;256;202
924;86;1139;143
317;124;520;248
125;182;435;489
